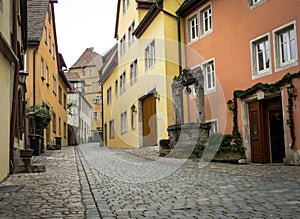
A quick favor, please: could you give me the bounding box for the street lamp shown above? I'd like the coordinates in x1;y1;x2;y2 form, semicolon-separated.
19;70;29;85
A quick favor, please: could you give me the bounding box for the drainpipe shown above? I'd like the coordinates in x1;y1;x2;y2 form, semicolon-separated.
10;0;20;172
33;48;38;107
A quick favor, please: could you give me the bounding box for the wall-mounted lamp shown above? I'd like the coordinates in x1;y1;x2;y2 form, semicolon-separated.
19;70;29;85
154;92;160;100
286;83;297;99
131;104;137;113
227;99;235;111
184;86;191;95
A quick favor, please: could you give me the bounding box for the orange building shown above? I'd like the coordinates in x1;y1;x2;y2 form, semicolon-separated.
177;0;300;165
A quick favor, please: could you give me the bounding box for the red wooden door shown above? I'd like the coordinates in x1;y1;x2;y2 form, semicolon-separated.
142;95;157;146
249;101;270;163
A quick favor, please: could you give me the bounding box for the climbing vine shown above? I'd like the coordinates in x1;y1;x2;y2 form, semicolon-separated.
232;71;300;148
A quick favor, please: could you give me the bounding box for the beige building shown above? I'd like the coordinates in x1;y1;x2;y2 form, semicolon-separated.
68;48;103;142
0;0;27;181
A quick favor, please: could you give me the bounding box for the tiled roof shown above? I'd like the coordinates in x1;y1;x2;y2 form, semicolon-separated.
70;47;104;70
64;72;81;82
27;0;49;43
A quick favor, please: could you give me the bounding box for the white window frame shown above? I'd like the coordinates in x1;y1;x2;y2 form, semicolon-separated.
93;112;98;120
107;87;112;105
120;111;128;134
202;58;216;94
120;35;126;57
115;79;118;99
40;58;44;78
187;14;198;43
120;71;126;94
109;119;114;139
248;0;267;10
200;2;213;38
145;40;156;71
273;20;298;72
128;21;135;47
207;119;218;134
130;59;138;85
52;75;57;94
250;33;272;80
46;66;49;85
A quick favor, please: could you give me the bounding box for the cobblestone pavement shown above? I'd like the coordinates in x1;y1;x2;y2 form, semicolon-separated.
0;146;85;219
78;143;300;218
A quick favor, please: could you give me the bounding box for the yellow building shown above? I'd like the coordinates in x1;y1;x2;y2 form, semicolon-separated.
68;48;103;142
26;0;71;147
100;0;184;148
0;0;27;181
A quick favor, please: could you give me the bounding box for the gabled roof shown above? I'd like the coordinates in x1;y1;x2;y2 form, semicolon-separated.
70;47;104;70
133;0;163;38
114;0;155;39
64;72;82;82
176;0;206;17
99;44;118;85
27;0;49;45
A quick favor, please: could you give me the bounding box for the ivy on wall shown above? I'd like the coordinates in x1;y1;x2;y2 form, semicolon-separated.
232;71;300;148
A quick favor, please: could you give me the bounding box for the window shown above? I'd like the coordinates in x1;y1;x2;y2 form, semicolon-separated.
0;0;3;11
52;113;56;133
145;40;156;71
115;79;118;98
64;122;67;138
93;112;98;120
188;14;198;42
273;21;298;72
63;93;67;109
109;120;114;139
128;21;135;47
250;33;271;79
130;59;138;85
46;66;49;85
59;117;61;135
200;3;212;37
52;44;55;59
92;82;100;90
53;76;57;94
93;96;101;105
131;108;136;130
49;35;51;52
122;0;129;14
208;120;218;134
121;111;128;134
202;59;216;93
248;0;266;9
82;70;86;76
89;69;93;77
120;35;126;57
44;27;47;44
120;71;126;94
107;87;112;105
59;86;62;104
40;58;44;78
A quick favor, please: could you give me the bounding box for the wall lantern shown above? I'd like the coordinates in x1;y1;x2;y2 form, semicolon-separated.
19;70;29;85
131;104;137;113
184;86;192;95
226;99;235;111
286;83;297;99
154;92;160;100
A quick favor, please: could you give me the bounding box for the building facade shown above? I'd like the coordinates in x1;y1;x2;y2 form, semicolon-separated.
26;0;71;147
100;0;184;148
68;48;103;142
0;0;27;181
177;0;300;164
65;72;92;144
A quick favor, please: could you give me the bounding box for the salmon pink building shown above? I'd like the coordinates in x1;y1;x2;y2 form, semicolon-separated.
177;0;300;165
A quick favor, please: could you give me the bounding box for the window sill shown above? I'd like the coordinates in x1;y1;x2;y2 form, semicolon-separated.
252;69;272;80
275;60;298;73
205;88;216;95
200;30;213;40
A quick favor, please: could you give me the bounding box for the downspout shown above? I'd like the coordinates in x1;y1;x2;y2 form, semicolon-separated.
33;48;38;107
177;15;182;75
10;0;20;171
101;84;104;146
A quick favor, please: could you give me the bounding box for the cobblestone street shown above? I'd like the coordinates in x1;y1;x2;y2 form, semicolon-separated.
0;143;299;218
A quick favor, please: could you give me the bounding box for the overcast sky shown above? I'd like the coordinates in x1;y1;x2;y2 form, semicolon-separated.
54;1;118;67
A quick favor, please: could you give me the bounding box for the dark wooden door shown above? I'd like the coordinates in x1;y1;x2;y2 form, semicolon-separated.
249;101;270;163
142;95;157;146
